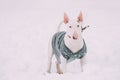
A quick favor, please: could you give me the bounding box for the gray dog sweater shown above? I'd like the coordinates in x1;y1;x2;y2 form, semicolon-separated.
52;31;87;64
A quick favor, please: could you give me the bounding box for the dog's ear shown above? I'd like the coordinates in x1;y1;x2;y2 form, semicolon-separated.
64;13;69;24
77;11;83;22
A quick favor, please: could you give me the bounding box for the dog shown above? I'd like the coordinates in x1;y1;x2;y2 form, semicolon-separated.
47;12;88;74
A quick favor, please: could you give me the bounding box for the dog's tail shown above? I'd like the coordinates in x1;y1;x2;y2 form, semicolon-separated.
56;21;64;32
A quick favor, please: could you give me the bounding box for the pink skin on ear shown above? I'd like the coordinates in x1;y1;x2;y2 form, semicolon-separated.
77;12;83;23
64;13;69;24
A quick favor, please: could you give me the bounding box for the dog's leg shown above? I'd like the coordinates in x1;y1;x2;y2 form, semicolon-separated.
80;56;86;72
80;58;84;72
60;56;67;74
56;56;67;74
47;51;53;73
47;41;53;73
56;61;63;74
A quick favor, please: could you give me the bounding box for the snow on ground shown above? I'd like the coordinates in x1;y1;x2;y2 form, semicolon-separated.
0;0;120;80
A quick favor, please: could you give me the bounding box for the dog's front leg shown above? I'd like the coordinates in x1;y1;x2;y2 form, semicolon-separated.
60;55;67;74
56;55;67;74
80;56;86;72
56;61;63;74
80;58;84;72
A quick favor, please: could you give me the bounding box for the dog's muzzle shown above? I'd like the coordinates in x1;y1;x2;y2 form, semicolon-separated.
73;31;78;40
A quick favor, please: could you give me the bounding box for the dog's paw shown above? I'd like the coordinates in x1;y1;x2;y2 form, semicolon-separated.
46;70;51;73
44;71;51;75
57;71;63;74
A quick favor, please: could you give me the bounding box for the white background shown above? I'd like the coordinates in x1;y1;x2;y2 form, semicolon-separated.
0;0;120;80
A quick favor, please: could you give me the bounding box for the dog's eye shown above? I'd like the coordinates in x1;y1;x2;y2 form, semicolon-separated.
77;25;79;27
69;26;72;28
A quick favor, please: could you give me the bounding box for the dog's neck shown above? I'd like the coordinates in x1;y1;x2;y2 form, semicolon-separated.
64;34;84;53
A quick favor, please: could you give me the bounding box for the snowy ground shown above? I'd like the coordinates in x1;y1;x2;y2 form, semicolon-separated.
0;0;120;80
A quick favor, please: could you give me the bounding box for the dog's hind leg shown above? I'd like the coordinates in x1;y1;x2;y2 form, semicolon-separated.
47;41;54;73
47;51;53;73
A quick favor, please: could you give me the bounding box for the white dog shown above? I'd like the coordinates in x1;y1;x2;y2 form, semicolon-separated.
47;12;88;74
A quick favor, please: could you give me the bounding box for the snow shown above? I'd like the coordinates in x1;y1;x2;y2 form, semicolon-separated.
0;0;120;80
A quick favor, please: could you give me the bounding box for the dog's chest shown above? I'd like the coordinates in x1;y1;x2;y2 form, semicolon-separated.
64;36;84;53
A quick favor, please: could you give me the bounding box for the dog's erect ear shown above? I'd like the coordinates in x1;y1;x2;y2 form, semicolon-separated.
77;11;83;22
64;13;69;24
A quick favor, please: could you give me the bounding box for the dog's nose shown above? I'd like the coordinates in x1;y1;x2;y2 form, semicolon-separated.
73;31;78;40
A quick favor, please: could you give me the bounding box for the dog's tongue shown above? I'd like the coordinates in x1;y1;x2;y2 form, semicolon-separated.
73;31;78;40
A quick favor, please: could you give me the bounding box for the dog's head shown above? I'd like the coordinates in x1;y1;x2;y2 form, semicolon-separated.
64;12;84;40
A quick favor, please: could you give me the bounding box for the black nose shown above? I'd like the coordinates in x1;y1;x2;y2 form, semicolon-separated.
73;36;77;40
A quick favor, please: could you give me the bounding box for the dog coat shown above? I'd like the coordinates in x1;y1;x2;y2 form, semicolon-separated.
52;31;87;64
